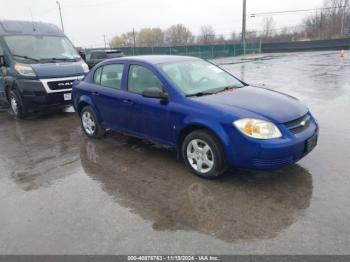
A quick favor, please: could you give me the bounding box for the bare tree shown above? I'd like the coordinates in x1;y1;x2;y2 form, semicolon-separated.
198;25;216;44
122;32;137;47
165;24;194;45
303;0;350;39
261;17;275;39
215;35;226;44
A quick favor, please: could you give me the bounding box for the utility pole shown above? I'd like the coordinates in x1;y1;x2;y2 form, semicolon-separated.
56;1;64;32
103;35;107;49
242;0;247;56
341;0;349;37
319;10;323;40
132;28;136;55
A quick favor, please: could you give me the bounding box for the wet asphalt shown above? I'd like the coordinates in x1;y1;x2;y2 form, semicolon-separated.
0;51;349;254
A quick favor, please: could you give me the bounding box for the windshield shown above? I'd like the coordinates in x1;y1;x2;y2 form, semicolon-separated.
158;60;245;96
4;35;80;63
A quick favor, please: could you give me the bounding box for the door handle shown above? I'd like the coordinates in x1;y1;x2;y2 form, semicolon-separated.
123;99;134;105
91;91;99;96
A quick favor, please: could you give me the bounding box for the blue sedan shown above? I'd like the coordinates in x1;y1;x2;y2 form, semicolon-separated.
72;55;318;178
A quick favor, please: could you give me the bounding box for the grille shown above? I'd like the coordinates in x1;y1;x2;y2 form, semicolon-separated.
47;80;74;90
283;114;311;134
252;156;294;168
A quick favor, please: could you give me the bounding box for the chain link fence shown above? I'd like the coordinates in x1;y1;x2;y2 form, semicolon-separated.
116;43;261;59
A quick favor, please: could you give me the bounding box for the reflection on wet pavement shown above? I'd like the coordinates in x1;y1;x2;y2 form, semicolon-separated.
80;135;312;241
0;110;81;191
0;107;313;243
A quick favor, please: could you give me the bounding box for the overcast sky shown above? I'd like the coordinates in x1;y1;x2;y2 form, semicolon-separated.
0;0;323;47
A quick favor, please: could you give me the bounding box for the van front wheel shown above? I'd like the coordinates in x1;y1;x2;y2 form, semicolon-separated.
8;90;27;119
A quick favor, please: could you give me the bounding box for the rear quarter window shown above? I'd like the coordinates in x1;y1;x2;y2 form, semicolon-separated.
93;67;102;84
100;64;124;90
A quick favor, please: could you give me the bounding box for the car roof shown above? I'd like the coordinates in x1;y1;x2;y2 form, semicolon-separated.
108;55;202;65
0;20;64;36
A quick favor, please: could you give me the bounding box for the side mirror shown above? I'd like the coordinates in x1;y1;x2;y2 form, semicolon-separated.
142;87;169;100
79;51;86;61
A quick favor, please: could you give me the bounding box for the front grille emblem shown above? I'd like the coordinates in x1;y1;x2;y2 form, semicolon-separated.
57;82;73;87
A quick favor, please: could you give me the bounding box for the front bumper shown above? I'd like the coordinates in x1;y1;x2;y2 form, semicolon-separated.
22;91;72;110
227;116;319;170
16;76;83;110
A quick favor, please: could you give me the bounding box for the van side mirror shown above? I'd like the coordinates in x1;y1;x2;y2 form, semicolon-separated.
142;87;169;100
79;51;86;61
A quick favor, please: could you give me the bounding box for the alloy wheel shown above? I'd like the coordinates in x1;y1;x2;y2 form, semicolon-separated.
10;96;18;116
186;139;214;173
82;111;96;136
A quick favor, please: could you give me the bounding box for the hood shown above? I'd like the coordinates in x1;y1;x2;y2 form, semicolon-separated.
193;86;308;123
31;61;85;78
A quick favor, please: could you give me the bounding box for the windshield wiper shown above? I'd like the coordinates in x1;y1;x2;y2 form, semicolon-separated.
212;85;240;94
186;91;216;97
12;54;40;62
40;57;76;62
186;85;241;97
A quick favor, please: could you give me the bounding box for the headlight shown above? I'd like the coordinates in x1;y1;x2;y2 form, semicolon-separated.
14;63;36;77
233;118;282;139
81;62;89;73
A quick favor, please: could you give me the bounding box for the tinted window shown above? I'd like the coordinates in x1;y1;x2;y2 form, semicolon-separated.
106;52;123;58
128;65;163;94
100;64;124;89
91;52;107;59
94;67;102;84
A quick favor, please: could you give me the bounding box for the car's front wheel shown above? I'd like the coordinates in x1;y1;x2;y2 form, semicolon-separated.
80;106;105;138
182;130;227;179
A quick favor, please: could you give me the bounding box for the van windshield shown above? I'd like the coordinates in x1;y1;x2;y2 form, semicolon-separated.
4;35;80;63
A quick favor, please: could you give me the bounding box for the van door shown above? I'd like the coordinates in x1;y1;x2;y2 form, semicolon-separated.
0;44;6;103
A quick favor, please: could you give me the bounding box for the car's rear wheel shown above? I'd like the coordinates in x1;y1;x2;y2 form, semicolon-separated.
80;106;105;138
8;90;27;119
182;130;227;179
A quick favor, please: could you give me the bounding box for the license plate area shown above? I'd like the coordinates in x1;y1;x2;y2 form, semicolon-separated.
306;133;318;153
63;93;72;101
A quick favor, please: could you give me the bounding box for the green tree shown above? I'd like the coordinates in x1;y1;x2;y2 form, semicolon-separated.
138;27;164;47
110;35;125;47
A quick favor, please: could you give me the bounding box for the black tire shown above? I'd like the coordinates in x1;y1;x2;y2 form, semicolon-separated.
80;106;105;138
182;129;228;179
8;89;27;119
